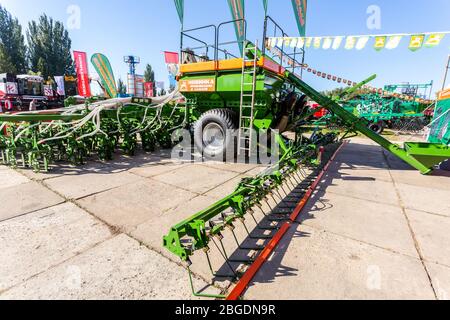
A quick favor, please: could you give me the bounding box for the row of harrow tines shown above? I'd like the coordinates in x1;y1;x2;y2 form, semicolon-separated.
163;133;339;299
0;91;186;172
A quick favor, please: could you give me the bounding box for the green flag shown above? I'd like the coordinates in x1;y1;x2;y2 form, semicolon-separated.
227;0;246;54
291;0;307;37
91;53;118;98
409;34;425;51
263;0;268;15
174;0;184;25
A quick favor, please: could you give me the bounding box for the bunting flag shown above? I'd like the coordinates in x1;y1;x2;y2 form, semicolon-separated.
409;34;425;51
425;33;445;48
291;0;308;37
313;37;322;49
345;36;357;50
374;36;387;51
332;36;344;50
265;45;433;103
322;37;333;50
267;30;449;52
386;35;403;49
174;0;184;25
356;36;370;50
227;0;246;54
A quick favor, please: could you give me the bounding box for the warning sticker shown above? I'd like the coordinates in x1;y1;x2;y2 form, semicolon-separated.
179;79;215;92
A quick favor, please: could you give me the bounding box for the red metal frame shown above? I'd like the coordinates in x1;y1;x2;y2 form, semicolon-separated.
226;141;348;300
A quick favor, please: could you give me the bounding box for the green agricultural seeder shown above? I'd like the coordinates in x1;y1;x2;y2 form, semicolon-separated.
163;16;450;299
0;92;188;172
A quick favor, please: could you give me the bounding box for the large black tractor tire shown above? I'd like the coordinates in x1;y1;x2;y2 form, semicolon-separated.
368;121;385;135
194;109;238;160
440;159;450;171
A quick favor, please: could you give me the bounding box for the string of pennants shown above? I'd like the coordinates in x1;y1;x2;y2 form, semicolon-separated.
267;31;449;52
266;45;434;104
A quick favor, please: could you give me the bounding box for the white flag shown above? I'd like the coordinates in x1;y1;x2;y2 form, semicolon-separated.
322;38;333;50
290;38;298;48
386;36;403;49
270;37;277;48
356;36;370;50
332;36;344;50
277;37;284;47
296;37;305;48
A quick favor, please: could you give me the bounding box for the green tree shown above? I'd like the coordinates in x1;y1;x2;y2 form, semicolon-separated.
27;14;74;79
117;78;127;95
0;5;27;74
144;63;155;97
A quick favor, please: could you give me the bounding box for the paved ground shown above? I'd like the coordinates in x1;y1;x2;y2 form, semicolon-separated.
0;137;449;300
243;138;450;300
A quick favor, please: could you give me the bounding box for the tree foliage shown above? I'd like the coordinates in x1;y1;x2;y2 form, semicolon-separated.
27;14;74;78
144;64;155;83
0;5;27;74
117;78;127;95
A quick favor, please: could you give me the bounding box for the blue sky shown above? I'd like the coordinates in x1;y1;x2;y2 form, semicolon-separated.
1;0;449;95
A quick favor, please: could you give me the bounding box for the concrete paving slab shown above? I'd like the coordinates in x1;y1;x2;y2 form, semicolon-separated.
0;168;30;190
130;194;219;255
0;202;112;292
244;225;435;300
396;183;450;217
153;164;240;194
408;209;450;267
0;234;220;300
76;179;196;232
426;262;450;300
129;161;193;178
389;169;450;191
319;170;399;206
299;191;419;258
202;161;260;174
44;171;143;200
327;162;393;183
16;162;112;181
204;175;247;200
0;181;64;222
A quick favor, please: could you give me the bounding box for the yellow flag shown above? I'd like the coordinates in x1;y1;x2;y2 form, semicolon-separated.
425;34;445;48
374;36;387;51
345;36;357;50
313;37;322;49
409;34;425;51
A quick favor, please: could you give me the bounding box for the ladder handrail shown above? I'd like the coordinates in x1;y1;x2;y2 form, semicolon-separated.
238;40;258;156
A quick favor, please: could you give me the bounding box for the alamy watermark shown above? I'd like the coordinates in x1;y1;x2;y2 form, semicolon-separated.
67;5;81;30
367;5;381;30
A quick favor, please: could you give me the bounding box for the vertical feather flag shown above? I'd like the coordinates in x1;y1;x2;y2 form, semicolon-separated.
291;0;308;37
227;0;246;54
174;0;184;25
262;0;268;15
409;34;425;51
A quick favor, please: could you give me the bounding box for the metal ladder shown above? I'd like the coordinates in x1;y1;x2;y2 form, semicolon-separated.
238;40;258;156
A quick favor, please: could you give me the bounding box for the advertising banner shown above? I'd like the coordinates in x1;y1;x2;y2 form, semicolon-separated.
145;82;154;98
73;51;92;97
91;53;118;98
54;76;66;96
291;0;307;37
227;0;246;54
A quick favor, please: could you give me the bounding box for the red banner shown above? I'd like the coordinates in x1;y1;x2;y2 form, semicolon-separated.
73;51;92;97
144;82;154;98
164;51;179;64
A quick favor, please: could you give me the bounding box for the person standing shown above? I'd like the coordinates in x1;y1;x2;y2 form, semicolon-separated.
29;99;37;111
